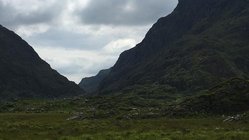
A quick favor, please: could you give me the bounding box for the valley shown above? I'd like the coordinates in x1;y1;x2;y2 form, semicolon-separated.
0;0;249;139
1;78;249;139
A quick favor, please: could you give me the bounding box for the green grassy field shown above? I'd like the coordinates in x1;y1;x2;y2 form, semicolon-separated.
0;113;249;140
1;88;249;140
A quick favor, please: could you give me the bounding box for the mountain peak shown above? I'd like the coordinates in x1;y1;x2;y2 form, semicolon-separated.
0;25;84;100
86;0;249;95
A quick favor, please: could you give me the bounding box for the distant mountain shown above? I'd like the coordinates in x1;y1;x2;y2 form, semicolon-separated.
0;25;84;100
83;0;249;95
79;69;110;94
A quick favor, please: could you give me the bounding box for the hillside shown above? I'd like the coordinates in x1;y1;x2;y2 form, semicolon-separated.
0;25;84;100
79;69;110;94
84;0;249;95
168;78;249;116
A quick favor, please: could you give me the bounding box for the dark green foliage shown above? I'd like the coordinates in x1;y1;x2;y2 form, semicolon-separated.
0;93;172;119
1;78;249;118
168;78;249;116
0;78;249;139
0;25;84;100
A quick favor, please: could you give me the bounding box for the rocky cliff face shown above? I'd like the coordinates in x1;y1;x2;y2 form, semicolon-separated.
92;0;249;94
0;25;84;100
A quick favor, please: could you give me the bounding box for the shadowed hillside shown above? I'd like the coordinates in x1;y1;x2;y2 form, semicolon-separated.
0;25;84;100
79;69;110;94
167;78;249;116
81;0;249;95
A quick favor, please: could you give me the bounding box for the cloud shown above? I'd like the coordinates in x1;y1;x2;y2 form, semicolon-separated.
34;46;118;83
15;24;50;37
0;0;178;82
78;0;178;26
0;0;64;28
103;39;136;54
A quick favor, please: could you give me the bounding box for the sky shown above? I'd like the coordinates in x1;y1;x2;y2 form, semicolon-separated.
0;0;178;83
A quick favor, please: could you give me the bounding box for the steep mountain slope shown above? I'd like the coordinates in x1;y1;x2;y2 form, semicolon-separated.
79;69;110;93
0;25;84;100
94;0;249;94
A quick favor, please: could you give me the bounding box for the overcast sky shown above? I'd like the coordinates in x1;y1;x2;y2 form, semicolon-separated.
0;0;178;83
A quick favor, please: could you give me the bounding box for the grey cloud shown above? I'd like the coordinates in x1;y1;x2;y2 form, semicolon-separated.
78;0;178;26
0;0;178;82
0;0;63;28
53;56;115;82
57;64;84;75
28;28;109;50
0;1;15;26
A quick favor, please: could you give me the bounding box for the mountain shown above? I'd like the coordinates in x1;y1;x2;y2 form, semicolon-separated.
79;69;110;94
83;0;249;95
168;78;249;116
0;25;84;100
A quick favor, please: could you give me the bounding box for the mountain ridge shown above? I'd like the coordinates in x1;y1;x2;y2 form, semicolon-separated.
79;69;110;94
80;0;249;95
0;25;84;100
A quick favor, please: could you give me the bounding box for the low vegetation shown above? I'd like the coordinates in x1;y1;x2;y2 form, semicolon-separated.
1;113;249;140
0;78;249;139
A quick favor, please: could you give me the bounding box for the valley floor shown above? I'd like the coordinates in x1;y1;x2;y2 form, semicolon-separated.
0;113;249;140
